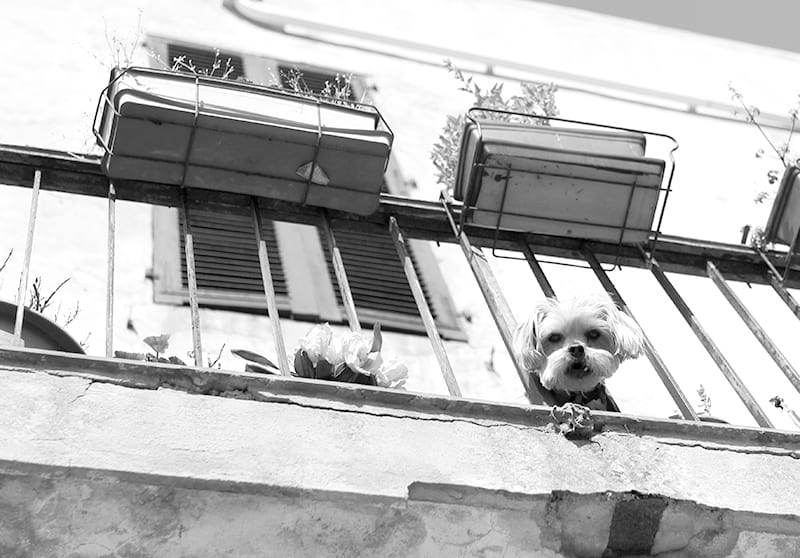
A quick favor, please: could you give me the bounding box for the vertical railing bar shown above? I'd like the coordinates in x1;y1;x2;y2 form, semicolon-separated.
180;191;203;367
519;240;557;299
13;169;42;345
319;209;361;333
757;250;800;322
707;261;800;397
251;198;292;376
389;217;462;397
581;245;699;421
441;194;554;406
647;252;773;427
105;181;116;358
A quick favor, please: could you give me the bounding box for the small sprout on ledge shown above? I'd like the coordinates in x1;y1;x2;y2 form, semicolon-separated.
697;384;712;415
143;333;170;360
207;343;226;369
116;333;186;365
770;395;800;429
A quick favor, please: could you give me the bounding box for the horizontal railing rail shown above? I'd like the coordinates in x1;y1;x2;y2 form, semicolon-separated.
1;144;799;428
1;145;796;287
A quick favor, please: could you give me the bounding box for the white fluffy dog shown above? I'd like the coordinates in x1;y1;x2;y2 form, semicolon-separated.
513;294;645;398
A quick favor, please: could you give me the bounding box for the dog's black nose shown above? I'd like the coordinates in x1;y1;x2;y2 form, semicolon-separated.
568;344;584;357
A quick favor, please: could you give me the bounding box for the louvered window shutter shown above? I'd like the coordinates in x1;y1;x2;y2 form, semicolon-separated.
319;227;431;317
178;209;287;299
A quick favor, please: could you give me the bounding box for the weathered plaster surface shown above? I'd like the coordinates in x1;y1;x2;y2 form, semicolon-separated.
1;364;800;556
2;367;800;513
2;468;800;557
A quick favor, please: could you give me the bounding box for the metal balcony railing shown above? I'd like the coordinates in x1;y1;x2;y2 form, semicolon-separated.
1;144;799;429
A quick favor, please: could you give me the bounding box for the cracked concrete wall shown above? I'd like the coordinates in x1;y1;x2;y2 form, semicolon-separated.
1;367;800;556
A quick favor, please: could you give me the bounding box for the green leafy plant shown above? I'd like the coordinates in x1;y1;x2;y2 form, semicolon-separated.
430;59;559;190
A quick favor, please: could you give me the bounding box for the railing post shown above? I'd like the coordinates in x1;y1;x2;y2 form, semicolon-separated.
758;250;800;322
707;261;800;397
13;169;42;346
105;181;116;358
251;198;292;376
441;195;553;406
180;191;204;367
319;210;361;333
581;245;699;421
390;217;461;397
647;253;773;427
519;240;557;298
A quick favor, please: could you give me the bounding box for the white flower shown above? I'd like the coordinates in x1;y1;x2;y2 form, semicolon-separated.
293;322;408;388
374;357;408;389
341;330;382;377
325;332;344;366
297;323;339;366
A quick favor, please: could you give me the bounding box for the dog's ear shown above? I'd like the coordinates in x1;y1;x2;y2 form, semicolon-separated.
513;309;547;373
606;303;645;361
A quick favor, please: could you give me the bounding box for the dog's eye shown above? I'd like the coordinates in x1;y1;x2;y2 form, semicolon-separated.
547;333;563;343
586;329;601;340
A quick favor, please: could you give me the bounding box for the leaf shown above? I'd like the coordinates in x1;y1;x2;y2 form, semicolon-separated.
293;350;315;379
167;356;187;366
231;348;279;370
245;363;279;375
143;334;170;355
315;360;335;381
370;322;382;353
336;365;378;386
114;350;146;361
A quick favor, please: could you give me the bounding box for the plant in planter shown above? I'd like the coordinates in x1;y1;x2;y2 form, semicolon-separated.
432;61;671;246
94;60;394;215
232;322;408;389
293;322;408;388
431;59;559;191
729;85;800;248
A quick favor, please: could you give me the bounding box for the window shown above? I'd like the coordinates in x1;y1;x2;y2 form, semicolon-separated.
148;38;464;339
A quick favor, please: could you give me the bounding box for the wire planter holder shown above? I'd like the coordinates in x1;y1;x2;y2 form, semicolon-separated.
92;65;394;215
450;107;679;269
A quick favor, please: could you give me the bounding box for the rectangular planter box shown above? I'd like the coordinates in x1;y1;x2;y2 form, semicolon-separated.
454;119;667;244
95;67;393;215
764;165;800;247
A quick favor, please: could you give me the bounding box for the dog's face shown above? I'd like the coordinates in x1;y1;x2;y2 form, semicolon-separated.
513;295;644;393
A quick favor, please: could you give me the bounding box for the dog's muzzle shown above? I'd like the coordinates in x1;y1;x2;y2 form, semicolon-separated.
566;344;591;376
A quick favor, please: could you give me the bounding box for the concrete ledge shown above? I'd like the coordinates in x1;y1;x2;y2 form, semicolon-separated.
3;345;799;448
2;348;800;555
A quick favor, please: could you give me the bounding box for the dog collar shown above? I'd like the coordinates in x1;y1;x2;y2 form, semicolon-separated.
551;384;620;412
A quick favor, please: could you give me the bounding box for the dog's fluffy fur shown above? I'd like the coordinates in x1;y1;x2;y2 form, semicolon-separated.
513;294;644;394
